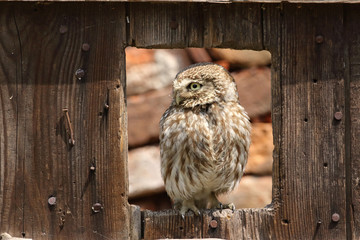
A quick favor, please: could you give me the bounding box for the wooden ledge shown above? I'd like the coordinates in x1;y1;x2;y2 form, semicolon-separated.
0;0;360;3
138;207;274;239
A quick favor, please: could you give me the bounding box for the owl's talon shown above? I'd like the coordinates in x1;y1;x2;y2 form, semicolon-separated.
216;202;235;212
216;202;223;212
179;202;200;218
228;203;236;212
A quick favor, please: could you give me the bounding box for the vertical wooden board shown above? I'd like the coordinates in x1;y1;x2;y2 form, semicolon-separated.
345;5;360;239
278;4;346;239
262;3;283;207
0;4;24;235
0;3;129;239
128;3;263;49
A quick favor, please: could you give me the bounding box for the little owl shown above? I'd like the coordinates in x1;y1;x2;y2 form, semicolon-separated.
160;62;251;217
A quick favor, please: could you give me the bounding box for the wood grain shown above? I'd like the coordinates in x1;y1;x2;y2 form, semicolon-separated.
278;4;346;239
128;3;264;49
345;4;360;239
0;0;360;3
140;3;349;239
1;1;359;239
0;3;129;239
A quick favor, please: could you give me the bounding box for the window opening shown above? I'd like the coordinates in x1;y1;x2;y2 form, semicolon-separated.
126;47;273;211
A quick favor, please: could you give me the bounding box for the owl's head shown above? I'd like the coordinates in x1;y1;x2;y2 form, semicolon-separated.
172;62;239;108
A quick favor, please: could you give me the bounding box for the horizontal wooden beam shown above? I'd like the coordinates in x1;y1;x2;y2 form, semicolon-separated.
142;208;274;239
0;0;359;3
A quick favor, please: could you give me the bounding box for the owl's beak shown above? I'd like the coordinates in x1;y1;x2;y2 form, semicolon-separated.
175;92;183;105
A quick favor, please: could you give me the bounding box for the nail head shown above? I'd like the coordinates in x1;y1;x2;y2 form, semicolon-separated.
48;196;56;206
92;203;103;213
82;43;90;51
75;69;85;79
332;213;340;222
59;25;68;34
315;35;324;43
334;111;343;120
209;219;218;229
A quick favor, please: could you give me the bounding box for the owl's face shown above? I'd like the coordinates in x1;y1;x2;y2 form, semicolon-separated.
172;63;239;108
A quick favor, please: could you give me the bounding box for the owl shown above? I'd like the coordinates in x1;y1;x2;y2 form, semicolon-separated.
159;62;251;217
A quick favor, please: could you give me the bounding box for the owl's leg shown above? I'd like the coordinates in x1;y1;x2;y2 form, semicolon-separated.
179;199;201;219
209;192;236;212
173;200;182;211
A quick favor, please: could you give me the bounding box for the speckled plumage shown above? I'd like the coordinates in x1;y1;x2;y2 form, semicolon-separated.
159;63;251;216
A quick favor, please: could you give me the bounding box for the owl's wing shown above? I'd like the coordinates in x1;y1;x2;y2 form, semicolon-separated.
211;102;251;194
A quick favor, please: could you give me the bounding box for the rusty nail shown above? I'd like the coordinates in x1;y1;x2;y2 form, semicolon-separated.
59;25;68;34
209;219;218;229
63;108;75;146
170;20;179;30
332;213;340;222
334;111;343;120
92;203;103;213
315;35;324;44
48;196;56;206
82;43;90;51
75;69;85;80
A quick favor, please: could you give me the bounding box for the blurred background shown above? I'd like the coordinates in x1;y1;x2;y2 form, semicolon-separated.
126;47;273;211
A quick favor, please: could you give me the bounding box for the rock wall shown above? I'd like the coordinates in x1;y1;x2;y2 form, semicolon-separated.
126;47;273;211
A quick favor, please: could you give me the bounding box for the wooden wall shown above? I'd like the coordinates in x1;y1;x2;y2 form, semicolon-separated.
0;3;129;239
0;2;359;239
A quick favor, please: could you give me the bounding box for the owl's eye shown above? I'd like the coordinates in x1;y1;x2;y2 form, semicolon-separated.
188;82;202;91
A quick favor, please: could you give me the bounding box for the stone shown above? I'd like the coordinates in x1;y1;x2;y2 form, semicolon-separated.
208;48;271;68
128;145;165;199
126;48;191;96
245;123;274;175
233;67;272;119
219;175;272;209
128;87;172;147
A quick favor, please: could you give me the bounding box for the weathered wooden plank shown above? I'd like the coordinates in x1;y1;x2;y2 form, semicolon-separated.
0;0;360;3
345;4;360;239
128;3;263;49
277;4;346;239
0;4;23;236
0;3;129;239
142;209;274;239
